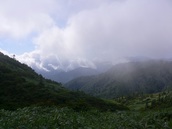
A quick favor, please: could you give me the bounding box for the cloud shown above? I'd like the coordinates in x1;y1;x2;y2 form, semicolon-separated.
2;0;172;71
65;0;172;60
0;0;57;39
0;0;111;40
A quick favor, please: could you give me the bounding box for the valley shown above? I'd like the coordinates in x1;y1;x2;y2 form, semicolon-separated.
1;52;172;128
66;60;172;98
1;0;172;128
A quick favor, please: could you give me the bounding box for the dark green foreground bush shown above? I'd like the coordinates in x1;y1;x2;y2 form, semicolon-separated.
0;106;172;129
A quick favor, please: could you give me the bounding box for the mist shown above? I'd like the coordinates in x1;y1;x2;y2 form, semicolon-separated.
7;0;172;71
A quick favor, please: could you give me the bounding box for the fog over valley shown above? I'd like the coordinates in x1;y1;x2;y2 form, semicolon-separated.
0;0;172;74
1;1;172;128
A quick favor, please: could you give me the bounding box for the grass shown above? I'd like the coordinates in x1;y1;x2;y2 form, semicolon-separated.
115;90;172;111
0;106;172;129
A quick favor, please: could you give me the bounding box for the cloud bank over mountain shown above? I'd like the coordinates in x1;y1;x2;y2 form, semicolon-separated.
0;0;172;71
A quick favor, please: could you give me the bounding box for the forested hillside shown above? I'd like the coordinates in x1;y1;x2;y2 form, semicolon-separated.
0;52;127;111
66;60;172;98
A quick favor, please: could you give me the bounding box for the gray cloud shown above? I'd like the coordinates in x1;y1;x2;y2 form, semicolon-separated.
4;0;172;71
66;0;172;59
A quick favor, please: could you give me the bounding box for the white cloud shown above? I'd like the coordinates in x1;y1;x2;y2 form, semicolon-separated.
0;0;57;39
1;0;172;71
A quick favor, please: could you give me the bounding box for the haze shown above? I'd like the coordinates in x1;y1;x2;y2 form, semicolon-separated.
0;0;172;72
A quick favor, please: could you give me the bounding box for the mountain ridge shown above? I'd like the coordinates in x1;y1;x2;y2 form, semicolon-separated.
65;60;172;98
35;61;114;83
0;52;127;111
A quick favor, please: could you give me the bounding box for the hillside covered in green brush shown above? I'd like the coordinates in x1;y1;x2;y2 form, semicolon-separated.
65;60;172;98
0;52;127;111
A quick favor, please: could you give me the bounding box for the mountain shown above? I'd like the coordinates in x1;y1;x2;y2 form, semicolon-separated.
40;67;99;84
0;52;127;111
37;61;113;83
65;60;172;98
34;56;151;84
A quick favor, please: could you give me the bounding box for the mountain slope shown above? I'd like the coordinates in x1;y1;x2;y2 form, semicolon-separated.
0;52;64;109
0;52;127;111
65;60;172;98
40;67;99;83
38;61;113;83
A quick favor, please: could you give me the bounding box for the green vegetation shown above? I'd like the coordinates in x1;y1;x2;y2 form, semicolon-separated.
0;106;172;129
0;52;127;111
115;90;172;111
66;60;172;98
1;52;172;128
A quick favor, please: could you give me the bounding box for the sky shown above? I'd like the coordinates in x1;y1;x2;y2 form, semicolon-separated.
0;0;172;72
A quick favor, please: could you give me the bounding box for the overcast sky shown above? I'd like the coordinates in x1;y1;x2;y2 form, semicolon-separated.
0;0;172;71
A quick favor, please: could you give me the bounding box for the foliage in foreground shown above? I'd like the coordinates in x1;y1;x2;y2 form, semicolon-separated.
0;52;127;111
115;90;172;111
0;106;172;129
